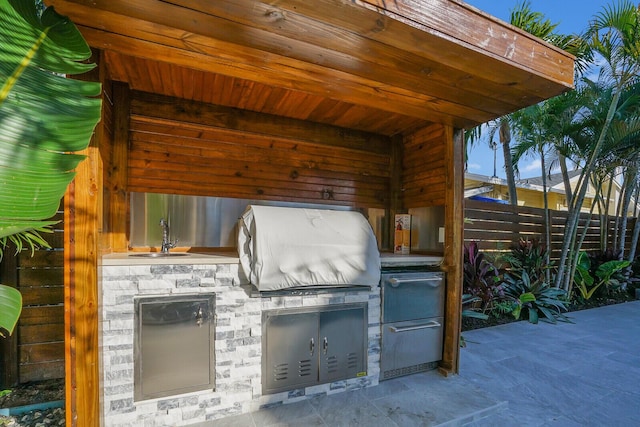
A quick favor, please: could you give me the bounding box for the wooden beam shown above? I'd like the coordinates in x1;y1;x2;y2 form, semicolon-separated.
440;126;464;375
130;92;392;155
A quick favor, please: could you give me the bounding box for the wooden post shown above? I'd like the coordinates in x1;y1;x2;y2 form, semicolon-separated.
110;82;131;252
440;126;464;375
64;53;104;427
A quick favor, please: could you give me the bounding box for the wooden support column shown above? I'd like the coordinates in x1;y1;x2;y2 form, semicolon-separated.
64;54;104;427
110;82;130;251
440;126;464;375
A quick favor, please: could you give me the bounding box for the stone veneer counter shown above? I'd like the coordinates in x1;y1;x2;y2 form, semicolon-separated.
99;253;382;426
102;252;240;266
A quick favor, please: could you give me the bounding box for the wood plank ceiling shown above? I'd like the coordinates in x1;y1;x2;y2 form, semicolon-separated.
48;0;575;136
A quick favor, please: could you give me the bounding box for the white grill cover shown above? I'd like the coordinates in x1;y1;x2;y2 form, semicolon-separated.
238;205;380;291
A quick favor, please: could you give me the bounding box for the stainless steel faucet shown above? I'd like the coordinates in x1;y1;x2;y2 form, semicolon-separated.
159;218;176;253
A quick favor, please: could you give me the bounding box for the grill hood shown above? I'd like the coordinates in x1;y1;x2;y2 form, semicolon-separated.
238;205;380;291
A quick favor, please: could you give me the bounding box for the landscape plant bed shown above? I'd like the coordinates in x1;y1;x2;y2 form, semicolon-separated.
462;292;636;332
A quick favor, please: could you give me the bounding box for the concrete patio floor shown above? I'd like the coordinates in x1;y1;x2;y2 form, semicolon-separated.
200;300;640;426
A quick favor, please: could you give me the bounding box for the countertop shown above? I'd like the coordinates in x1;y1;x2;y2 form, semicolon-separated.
101;252;240;266
379;253;443;268
102;251;442;267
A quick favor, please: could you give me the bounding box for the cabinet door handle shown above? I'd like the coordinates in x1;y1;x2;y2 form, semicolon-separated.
310;338;315;356
195;307;203;327
389;321;441;332
323;337;328;354
388;277;442;287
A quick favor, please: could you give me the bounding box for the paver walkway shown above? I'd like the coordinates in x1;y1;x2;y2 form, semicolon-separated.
462;300;640;426
201;301;640;426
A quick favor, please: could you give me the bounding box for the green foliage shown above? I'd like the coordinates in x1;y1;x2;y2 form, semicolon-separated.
463;241;503;311
502;271;570;324
0;0;101;337
0;0;101;241
573;251;631;300
461;294;490;320
490;300;515;317
501;237;553;283
0;284;22;337
500;237;569;324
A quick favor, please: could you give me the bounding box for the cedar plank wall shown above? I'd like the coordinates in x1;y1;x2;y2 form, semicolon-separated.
127;92;391;208
402;123;446;209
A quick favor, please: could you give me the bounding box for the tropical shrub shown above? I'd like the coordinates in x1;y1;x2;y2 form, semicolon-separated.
500;237;568;324
573;251;631;300
463;241;503;311
502;271;570;324
501;237;553;283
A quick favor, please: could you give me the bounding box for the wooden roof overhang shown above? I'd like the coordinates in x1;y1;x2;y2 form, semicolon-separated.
48;0;575;136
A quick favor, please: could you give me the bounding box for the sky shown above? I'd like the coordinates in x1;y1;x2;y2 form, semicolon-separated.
462;0;610;179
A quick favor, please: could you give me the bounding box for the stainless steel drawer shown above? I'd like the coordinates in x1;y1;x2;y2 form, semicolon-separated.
380;317;443;380
381;272;444;323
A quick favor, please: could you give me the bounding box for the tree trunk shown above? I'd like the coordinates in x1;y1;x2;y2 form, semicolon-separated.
559;153;573;208
500;120;518;206
556;90;622;290
540;149;551;284
618;168;637;259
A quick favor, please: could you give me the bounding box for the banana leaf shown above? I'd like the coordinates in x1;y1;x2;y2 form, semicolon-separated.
0;0;101;335
0;284;22;337
0;0;101;235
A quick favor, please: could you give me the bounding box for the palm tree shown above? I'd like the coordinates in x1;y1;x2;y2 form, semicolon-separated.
0;0;101;336
555;0;640;291
467;1;586;206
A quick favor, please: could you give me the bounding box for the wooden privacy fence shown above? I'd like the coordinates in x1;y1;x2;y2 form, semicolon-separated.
0;208;64;386
464;200;637;261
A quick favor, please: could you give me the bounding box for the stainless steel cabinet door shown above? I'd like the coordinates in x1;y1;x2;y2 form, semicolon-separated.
135;296;215;401
263;311;319;394
319;307;367;383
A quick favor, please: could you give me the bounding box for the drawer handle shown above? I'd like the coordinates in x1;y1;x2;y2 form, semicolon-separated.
389;321;441;332
388;278;442;287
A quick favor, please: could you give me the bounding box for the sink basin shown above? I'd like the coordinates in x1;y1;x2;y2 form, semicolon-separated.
130;253;190;258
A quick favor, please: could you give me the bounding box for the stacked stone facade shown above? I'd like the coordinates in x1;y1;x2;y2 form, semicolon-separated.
100;260;381;426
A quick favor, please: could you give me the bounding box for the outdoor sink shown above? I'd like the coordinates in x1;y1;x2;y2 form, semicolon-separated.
130;253;190;258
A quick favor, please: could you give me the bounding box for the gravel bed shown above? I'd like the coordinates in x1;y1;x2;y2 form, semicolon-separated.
0;379;64;427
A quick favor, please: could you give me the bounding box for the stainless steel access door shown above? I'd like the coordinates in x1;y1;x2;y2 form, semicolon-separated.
319;307;367;383
262;304;367;394
134;294;215;401
263;311;320;394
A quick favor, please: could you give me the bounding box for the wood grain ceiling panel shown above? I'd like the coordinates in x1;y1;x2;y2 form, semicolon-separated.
49;0;575;134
